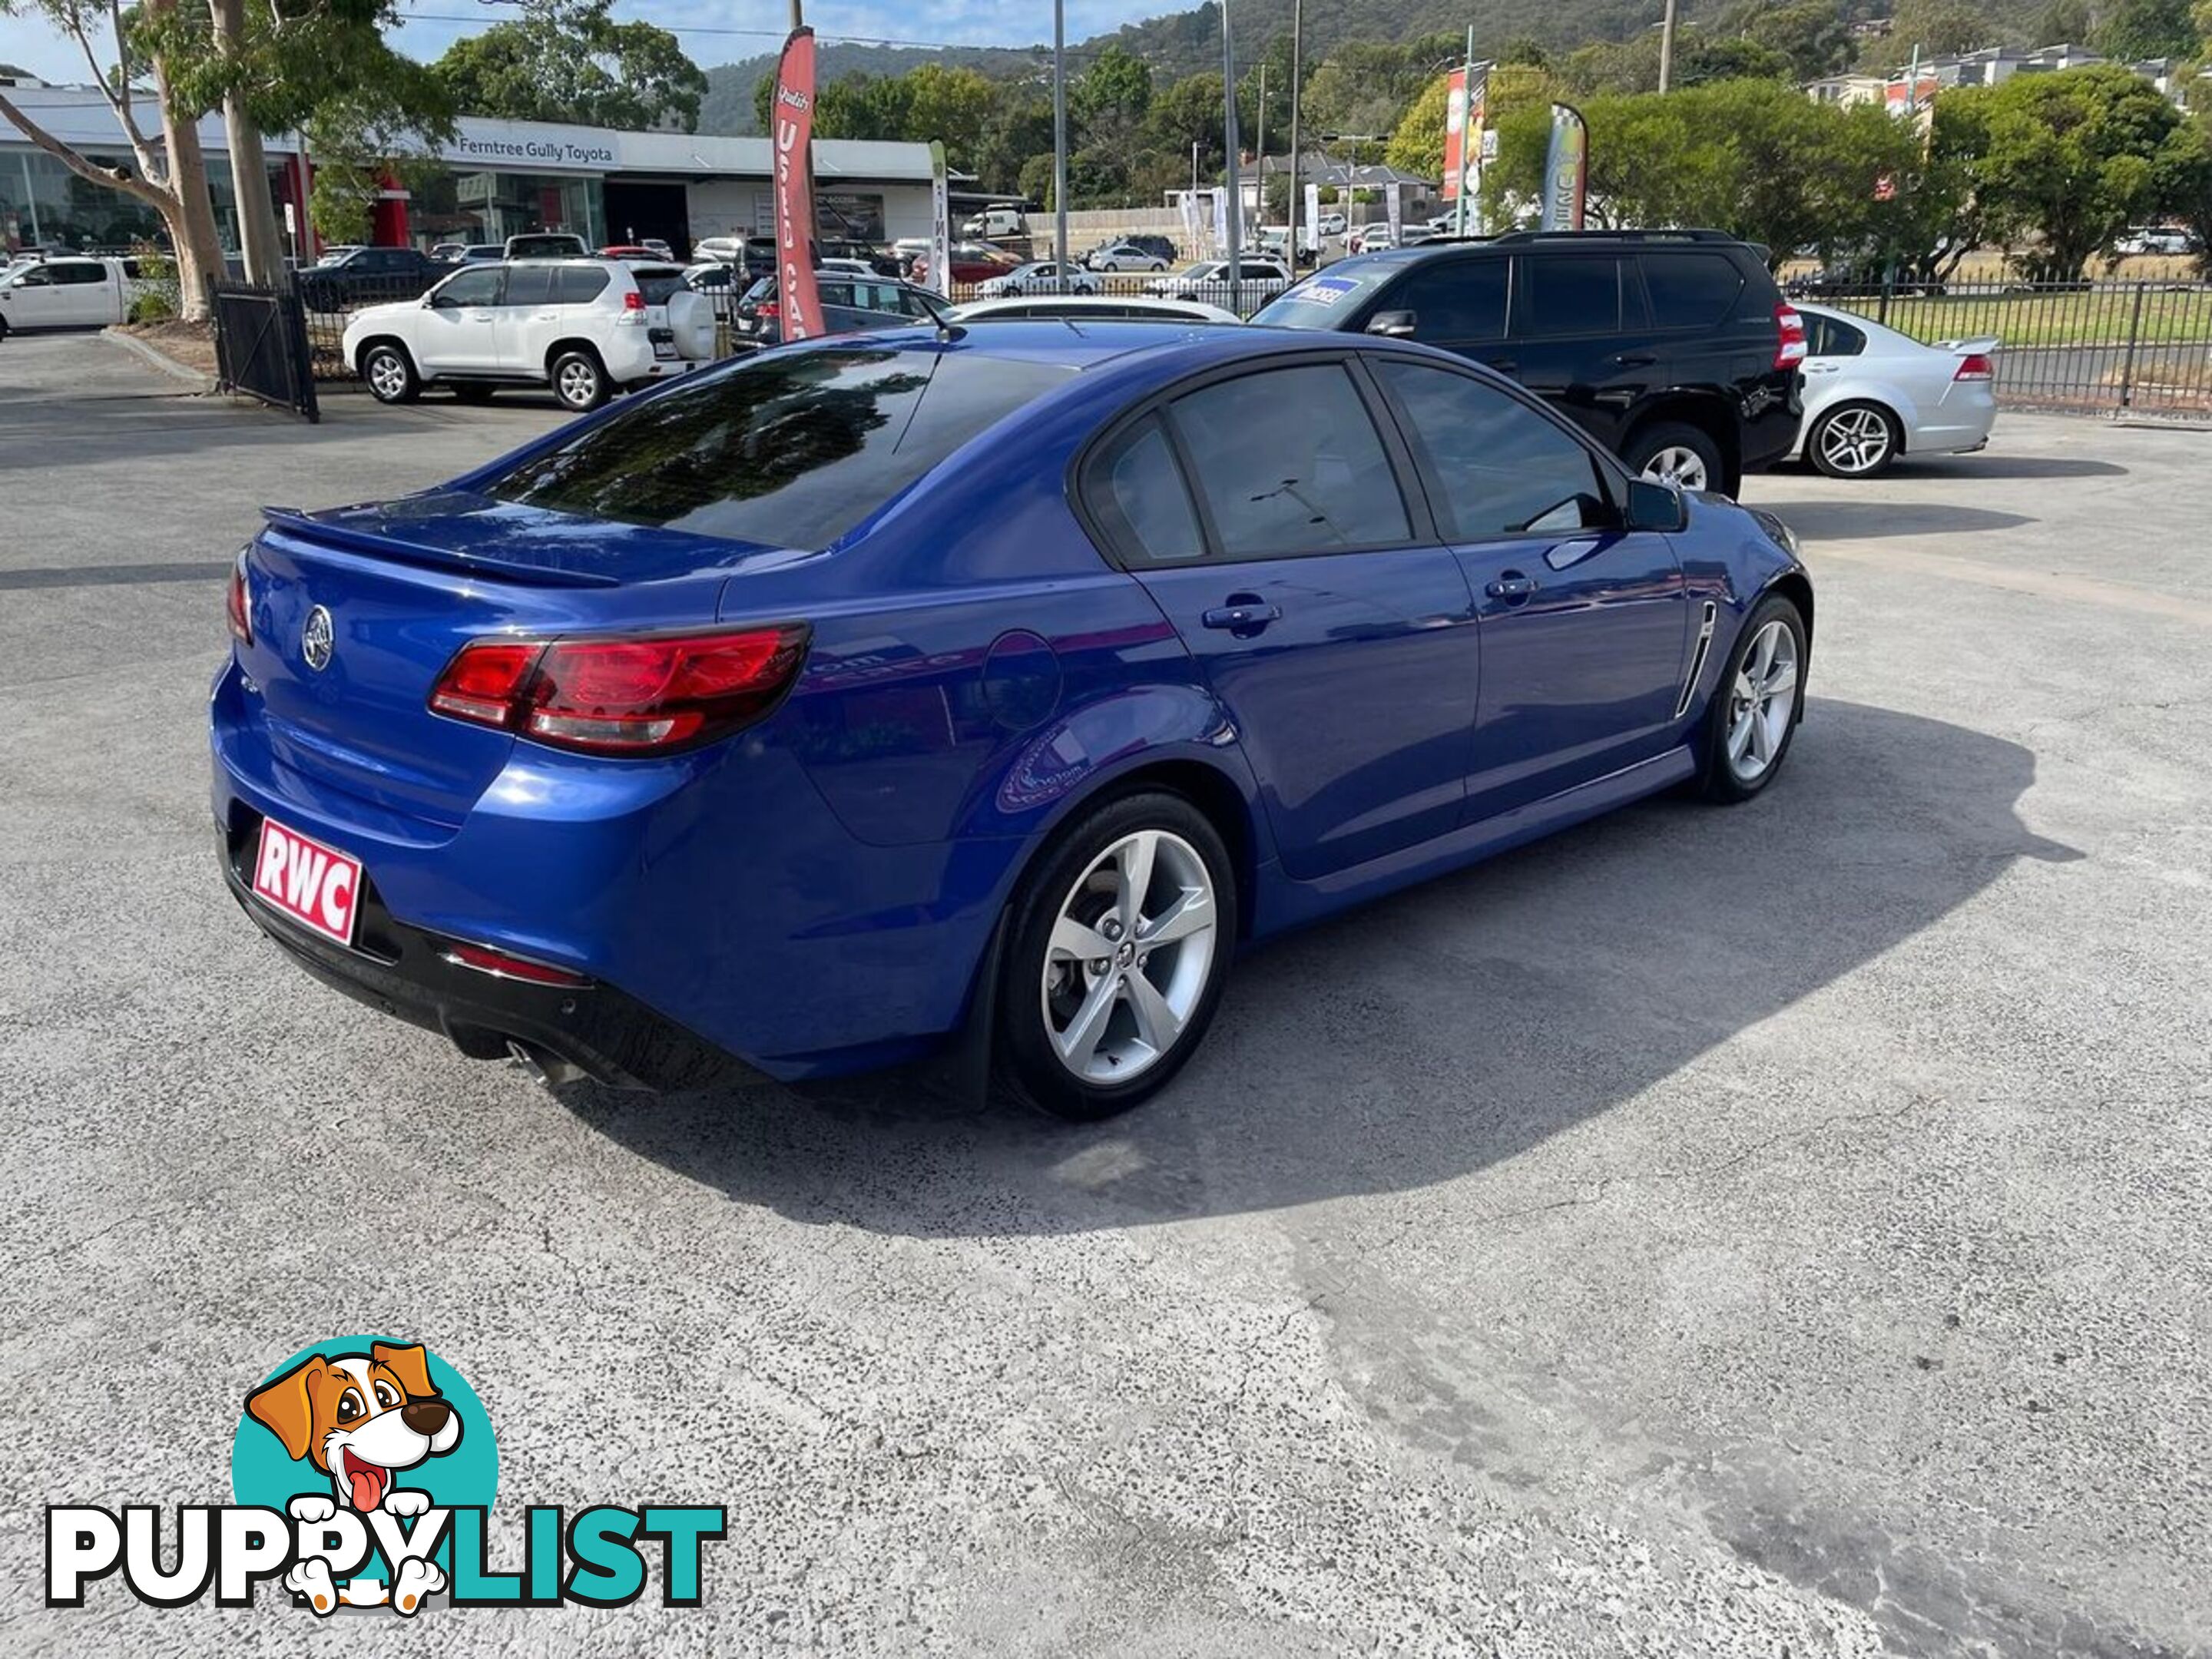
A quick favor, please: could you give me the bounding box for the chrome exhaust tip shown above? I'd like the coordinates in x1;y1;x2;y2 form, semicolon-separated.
505;1039;588;1090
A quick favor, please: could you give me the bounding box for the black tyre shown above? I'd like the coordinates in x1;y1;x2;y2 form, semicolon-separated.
549;348;608;412
998;790;1237;1121
1625;420;1727;495
1805;402;1899;479
360;341;419;405
451;382;497;405
1701;594;1807;803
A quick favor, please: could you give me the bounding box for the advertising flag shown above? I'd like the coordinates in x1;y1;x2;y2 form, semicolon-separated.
1385;179;1402;245
1539;102;1588;233
928;140;951;298
770;28;823;340
1441;67;1488;203
1303;181;1320;245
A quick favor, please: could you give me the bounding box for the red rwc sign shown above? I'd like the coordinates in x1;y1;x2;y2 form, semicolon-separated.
771;27;823;343
251;819;363;947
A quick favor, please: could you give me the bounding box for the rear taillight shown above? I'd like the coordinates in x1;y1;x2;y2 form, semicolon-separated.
1774;303;1806;369
618;288;647;326
1954;353;1994;381
427;624;811;756
226;556;253;646
757;301;780;322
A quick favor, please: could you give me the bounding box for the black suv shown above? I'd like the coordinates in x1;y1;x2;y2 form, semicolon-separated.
295;246;448;311
1253;229;1803;495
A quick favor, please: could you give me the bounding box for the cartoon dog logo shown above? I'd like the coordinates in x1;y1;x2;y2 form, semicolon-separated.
245;1340;461;1614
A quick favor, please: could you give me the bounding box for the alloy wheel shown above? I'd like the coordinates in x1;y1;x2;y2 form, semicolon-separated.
556;359;600;408
1040;828;1218;1084
1641;445;1710;492
1725;619;1799;784
366;351;408;400
1816;406;1893;475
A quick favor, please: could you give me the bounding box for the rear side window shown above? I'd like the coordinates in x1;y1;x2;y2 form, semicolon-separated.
502;266;557;306
556;267;612;304
1086;416;1207;566
1805;313;1866;356
1518;255;1622;337
482;347;1075;550
1391;260;1507;343
1642;253;1744;328
1166;364;1409;557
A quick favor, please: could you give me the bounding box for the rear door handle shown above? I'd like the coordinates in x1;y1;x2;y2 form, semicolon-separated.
1485;573;1538;601
1612;351;1657;367
1201;599;1282;632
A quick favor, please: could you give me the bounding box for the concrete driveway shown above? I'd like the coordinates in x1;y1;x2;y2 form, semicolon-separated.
2;335;2206;1657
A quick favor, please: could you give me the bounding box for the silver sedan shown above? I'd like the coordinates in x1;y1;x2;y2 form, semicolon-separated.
1793;302;2000;479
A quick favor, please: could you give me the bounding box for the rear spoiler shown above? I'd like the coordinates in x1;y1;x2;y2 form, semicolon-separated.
258;506;620;588
1936;336;2002;355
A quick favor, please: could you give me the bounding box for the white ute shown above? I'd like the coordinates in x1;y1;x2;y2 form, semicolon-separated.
341;258;717;412
0;255;146;338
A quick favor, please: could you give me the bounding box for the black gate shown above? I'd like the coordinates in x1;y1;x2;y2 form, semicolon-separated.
207;281;320;422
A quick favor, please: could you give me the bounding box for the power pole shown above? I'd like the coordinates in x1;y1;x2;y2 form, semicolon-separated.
1658;0;1677;92
1287;0;1303;267
1053;0;1069;289
1221;0;1243;311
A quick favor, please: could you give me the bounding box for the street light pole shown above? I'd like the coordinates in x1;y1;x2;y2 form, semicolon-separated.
1287;0;1303;267
1052;0;1068;290
1658;0;1677;92
1220;0;1242;313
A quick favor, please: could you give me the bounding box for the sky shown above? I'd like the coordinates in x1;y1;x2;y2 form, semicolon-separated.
0;0;1169;86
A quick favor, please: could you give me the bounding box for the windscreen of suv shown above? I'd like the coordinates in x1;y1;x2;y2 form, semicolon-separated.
1250;264;1399;328
482;347;1076;549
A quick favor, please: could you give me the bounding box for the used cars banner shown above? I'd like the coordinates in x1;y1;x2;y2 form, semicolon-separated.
771;27;823;341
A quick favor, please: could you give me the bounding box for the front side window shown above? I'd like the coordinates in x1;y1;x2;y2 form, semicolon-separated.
434;267;503;306
1375;362;1610;541
1518;254;1624;337
483;347;1075;550
1166;364;1410;557
1390;260;1508;343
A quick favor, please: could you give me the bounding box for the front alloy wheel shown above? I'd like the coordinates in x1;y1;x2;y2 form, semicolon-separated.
1001;792;1237;1120
1809;403;1898;478
1702;594;1806;803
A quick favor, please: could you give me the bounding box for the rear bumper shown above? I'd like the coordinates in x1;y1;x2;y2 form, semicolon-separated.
218;826;752;1091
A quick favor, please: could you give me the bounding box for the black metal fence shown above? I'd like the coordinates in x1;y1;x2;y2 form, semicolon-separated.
206;281;319;422
294;275;441;383
1813;280;2212;419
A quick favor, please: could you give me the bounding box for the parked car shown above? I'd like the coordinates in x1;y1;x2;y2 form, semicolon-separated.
961;205;1029;240
295;246;448;311
1084;240;1171;273
817;239;906;278
1253;229;1806;495
1144;257;1293;302
1315;211;1348;237
1783;264;1945;300
912;242;1023;286
430;242;468;262
688;235;777;279
945;294;1240;325
212;323;1812;1117
973;260;1102;298
1348;224;1395;254
2114;226;2197;257
452;244;506;265
733;273;952;346
0;254;144;337
340;258;716;412
599;244;664;261
505;232;591;260
1787;302;1998;478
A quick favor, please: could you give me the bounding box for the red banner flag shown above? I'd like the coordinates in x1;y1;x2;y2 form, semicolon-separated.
771;27;823;342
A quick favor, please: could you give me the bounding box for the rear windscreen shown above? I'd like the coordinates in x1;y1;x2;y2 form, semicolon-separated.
631;269;685;303
481;346;1075;549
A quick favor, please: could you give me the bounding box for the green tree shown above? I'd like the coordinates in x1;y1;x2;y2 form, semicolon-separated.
1743;1;1857;78
1074;42;1151;137
1386;73;1451;179
1886;0;1996;54
975;84;1054;197
2091;0;2200;57
1144;69;1229;172
2036;0;2095;41
1969;63;2203;277
435;0;707;132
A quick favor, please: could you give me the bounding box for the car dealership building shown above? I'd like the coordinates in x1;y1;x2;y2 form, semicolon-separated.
0;81;940;260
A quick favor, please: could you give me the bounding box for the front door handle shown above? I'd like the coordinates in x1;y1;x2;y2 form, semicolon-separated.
1201;598;1282;634
1485;572;1538;602
1612;351;1657;367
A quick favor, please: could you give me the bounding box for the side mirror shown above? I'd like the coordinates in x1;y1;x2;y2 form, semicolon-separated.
1624;477;1687;533
1366;310;1416;339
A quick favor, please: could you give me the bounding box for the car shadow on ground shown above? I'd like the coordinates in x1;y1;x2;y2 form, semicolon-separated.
1904;455;2127;480
560;698;2078;1237
1748;500;2036;540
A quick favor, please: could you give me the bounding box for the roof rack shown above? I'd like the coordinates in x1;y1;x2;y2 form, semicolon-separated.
1490;227;1743;243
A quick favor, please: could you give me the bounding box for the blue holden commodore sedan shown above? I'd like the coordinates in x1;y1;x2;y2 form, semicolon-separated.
213;322;1812;1119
